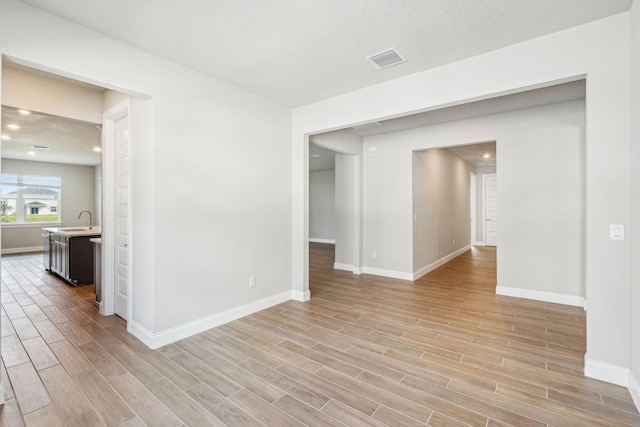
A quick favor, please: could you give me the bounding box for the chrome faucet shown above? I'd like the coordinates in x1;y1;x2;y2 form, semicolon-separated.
77;210;93;229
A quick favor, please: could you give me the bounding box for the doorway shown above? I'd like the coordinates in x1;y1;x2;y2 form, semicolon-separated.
0;62;133;326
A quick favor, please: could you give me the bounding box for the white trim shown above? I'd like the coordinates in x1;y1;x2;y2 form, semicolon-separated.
362;266;413;281
291;289;310;302
413;245;471;280
584;357;630;387
0;383;4;405
474;241;486;247
130;291;293;349
496;286;585;308
1;246;43;255
482;173;497;246
309;238;335;244
353;266;363;275
334;262;354;272
629;371;640;412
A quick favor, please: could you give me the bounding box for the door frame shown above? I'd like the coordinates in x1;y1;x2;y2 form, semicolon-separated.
470;172;477;245
102;99;133;326
482;173;497;247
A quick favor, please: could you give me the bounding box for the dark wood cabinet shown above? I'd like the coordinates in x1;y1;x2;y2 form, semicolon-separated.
47;233;100;286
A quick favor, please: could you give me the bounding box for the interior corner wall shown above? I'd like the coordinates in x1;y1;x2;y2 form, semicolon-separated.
629;0;640;406
1;159;95;252
309;169;335;242
412;149;471;274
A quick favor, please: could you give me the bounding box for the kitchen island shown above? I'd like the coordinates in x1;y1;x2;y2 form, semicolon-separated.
42;226;101;286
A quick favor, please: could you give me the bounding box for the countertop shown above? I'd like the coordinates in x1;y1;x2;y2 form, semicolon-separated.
43;226;102;237
90;238;102;244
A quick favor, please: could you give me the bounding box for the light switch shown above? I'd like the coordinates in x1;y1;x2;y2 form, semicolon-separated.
368;146;378;153
610;224;624;240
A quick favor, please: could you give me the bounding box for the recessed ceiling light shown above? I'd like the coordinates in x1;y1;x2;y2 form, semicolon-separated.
18;109;31;115
483;153;491;158
27;151;36;156
93;147;102;152
31;145;50;150
1;135;10;140
7;124;20;130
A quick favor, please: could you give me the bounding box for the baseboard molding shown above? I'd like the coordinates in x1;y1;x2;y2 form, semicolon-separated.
309;238;335;244
334;262;354;272
2;246;43;255
129;290;293;349
413;245;471;280
496;286;585;308
291;289;310;302
584;357;630;387
362;266;413;281
0;382;4;405
630;371;640;412
474;241;486;247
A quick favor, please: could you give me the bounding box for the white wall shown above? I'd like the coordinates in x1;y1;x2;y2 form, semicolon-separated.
334;153;359;270
498;116;585;305
292;14;631;386
0;0;292;347
412;149;471;275
309;169;335;242
1;159;96;252
2;65;104;122
629;0;640;407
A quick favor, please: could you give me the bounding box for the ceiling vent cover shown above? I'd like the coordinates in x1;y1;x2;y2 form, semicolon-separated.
367;48;406;70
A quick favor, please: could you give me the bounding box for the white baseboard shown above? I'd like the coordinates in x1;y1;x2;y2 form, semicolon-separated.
0;383;4;405
334;262;354;272
2;246;44;255
474;241;486;246
629;371;640;412
129;290;293;349
584;356;630;387
309;238;335;244
413;245;471;280
291;289;310;302
353;266;363;275
362;266;413;281
496;286;585;308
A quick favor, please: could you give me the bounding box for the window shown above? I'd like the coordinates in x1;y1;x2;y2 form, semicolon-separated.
1;174;61;224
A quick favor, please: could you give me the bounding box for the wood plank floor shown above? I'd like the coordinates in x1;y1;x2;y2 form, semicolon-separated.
1;244;639;426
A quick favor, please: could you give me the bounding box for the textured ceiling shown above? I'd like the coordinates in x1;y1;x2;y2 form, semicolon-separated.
17;0;633;107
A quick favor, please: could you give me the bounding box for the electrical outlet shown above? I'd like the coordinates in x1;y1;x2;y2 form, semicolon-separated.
453;239;456;245
249;276;256;287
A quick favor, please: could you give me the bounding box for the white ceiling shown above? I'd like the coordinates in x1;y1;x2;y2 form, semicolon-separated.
17;0;632;107
1;105;102;166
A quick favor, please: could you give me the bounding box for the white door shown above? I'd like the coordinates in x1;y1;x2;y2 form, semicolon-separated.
114;116;129;319
470;173;477;245
484;174;497;247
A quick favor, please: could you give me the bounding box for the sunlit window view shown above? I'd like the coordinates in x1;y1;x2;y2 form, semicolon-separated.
0;173;61;223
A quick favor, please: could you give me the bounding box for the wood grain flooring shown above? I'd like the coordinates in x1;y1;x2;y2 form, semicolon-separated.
1;245;639;426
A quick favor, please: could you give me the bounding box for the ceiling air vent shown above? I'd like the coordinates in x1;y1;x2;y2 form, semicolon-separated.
367;48;406;70
353;122;382;131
